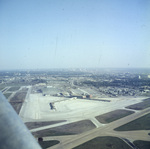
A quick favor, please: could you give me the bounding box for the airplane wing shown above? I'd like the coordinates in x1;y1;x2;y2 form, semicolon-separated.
0;92;42;149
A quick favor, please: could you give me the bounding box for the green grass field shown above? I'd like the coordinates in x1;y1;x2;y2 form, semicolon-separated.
9;89;28;114
25;121;66;129
9;102;23;114
4;93;12;98
133;140;150;149
7;86;20;91
73;136;132;149
10;91;27;102
126;98;150;110
96;110;134;123
38;140;59;149
32;120;96;137
114;113;150;131
0;86;5;91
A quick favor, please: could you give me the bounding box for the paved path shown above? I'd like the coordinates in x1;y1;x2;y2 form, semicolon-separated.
30;121;73;132
19;86;32;118
2;86;10;93
89;117;104;128
20;91;150;148
43;107;150;149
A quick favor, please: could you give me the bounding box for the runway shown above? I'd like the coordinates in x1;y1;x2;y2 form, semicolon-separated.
46;107;150;149
19;88;150;148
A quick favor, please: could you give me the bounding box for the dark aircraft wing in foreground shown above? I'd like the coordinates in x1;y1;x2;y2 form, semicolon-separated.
0;92;41;149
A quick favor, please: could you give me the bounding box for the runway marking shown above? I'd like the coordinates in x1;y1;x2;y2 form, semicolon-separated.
90;117;104;128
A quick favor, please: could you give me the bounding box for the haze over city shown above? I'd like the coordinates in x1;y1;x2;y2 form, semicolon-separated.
1;1;150;148
0;0;150;70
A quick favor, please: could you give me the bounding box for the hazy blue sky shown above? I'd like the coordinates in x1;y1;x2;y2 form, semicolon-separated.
0;0;150;70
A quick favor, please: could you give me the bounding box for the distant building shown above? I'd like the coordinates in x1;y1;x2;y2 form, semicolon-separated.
86;94;92;99
82;96;86;99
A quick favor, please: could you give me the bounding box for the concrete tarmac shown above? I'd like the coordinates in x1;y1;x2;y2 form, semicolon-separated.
47;107;150;149
19;90;150;148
